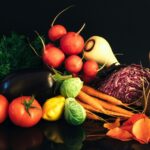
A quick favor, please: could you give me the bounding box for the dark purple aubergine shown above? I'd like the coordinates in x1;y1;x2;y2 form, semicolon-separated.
0;69;55;103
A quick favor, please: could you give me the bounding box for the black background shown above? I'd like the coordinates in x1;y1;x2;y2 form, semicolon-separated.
0;1;150;149
0;0;149;67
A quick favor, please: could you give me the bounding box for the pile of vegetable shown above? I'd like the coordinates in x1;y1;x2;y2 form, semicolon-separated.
0;5;150;145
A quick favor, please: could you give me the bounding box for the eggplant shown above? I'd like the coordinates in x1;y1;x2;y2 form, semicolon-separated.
0;69;55;103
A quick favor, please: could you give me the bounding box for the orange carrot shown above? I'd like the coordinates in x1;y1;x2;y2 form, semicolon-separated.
77;99;132;118
85;110;106;122
77;91;134;117
76;99;99;112
103;118;121;130
82;85;124;105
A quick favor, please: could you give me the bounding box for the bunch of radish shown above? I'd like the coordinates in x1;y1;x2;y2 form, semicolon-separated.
32;6;101;83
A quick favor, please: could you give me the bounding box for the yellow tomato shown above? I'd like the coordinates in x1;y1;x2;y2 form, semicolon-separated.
42;95;65;121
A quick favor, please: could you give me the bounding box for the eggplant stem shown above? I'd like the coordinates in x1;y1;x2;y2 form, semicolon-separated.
51;5;75;27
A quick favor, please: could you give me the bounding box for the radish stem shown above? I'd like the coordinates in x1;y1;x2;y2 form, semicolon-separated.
27;38;41;58
76;23;86;35
51;5;75;27
34;31;46;52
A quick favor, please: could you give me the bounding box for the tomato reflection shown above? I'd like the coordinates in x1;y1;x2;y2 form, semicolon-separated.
42;120;85;150
0;126;9;150
9;124;44;150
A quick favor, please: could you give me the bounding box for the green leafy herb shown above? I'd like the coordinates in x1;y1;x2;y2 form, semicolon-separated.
0;32;43;80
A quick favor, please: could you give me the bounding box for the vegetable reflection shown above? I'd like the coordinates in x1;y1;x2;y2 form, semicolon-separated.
42;120;85;150
0;126;9;150
9;124;44;150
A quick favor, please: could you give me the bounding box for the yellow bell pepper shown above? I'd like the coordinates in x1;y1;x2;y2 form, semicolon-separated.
42;95;65;121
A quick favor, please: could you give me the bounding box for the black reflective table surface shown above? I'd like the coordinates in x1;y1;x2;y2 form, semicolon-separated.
1;119;150;150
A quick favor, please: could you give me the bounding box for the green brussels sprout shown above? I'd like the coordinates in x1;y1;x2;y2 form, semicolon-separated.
60;77;83;98
64;98;86;126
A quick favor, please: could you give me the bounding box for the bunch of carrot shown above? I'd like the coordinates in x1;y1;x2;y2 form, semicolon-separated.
77;85;135;121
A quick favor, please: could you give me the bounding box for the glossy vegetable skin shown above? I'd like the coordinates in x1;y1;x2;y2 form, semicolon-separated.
0;95;9;123
42;95;65;121
8;96;42;127
0;69;55;103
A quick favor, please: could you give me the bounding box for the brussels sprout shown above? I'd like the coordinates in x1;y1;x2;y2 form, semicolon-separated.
60;77;83;98
64;98;86;126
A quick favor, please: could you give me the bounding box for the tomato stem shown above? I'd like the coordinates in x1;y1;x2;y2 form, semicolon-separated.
22;95;36;116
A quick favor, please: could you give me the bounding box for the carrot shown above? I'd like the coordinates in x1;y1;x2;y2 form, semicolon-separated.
77;91;134;117
103;118;121;130
77;91;106;113
77;99;132;118
85;110;106;122
76;99;99;113
82;85;124;105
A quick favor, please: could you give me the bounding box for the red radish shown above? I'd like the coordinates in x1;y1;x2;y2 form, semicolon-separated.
83;60;99;77
30;31;65;68
45;43;54;49
42;46;65;68
60;23;85;55
48;25;67;41
48;5;74;41
65;55;83;73
82;73;95;84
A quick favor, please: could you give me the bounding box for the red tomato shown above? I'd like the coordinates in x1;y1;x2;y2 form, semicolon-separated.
8;96;42;127
0;95;9;124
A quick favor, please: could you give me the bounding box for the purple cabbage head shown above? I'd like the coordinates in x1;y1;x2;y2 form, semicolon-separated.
98;64;150;105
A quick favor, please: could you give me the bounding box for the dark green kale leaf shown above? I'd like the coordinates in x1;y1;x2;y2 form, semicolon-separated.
0;32;44;80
